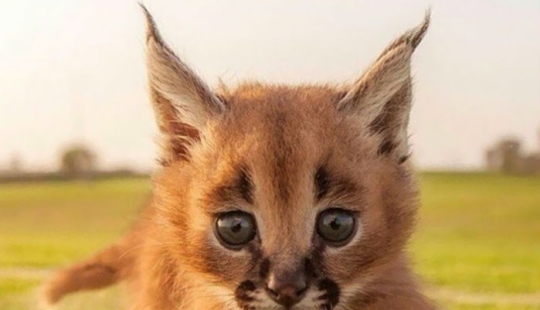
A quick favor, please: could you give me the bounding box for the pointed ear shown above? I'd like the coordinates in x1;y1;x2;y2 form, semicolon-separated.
338;11;430;162
140;5;226;165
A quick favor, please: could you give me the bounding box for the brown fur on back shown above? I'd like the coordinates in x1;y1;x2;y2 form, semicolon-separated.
43;7;435;310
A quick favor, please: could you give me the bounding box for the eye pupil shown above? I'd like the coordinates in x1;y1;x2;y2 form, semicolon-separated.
330;218;341;230
231;222;242;233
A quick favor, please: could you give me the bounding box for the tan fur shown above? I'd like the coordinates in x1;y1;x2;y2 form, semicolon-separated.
43;6;435;310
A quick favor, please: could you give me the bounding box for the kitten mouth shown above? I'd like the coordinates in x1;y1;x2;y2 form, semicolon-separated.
234;278;340;310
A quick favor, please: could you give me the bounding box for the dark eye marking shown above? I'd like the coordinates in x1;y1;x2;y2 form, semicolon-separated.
210;166;254;204
315;167;330;200
259;258;270;279
237;169;254;204
314;167;359;202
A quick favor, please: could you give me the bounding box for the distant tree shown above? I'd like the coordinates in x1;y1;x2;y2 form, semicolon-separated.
522;154;540;175
497;138;522;173
486;128;540;176
59;144;98;176
8;154;23;173
537;126;540;152
485;137;523;174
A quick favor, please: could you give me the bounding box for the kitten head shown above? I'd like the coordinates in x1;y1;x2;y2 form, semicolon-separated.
142;6;429;310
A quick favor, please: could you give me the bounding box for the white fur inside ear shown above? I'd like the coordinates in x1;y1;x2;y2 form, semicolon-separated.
338;44;413;120
169;91;213;131
147;40;223;131
395;123;411;158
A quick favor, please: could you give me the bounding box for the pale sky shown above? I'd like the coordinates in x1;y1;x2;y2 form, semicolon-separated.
1;0;539;171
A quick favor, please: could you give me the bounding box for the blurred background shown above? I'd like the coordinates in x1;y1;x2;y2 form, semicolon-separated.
0;0;539;309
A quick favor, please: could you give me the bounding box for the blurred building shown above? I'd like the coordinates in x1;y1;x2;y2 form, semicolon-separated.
485;128;540;175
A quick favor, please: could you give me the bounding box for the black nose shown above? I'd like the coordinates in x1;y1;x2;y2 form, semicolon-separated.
266;272;307;307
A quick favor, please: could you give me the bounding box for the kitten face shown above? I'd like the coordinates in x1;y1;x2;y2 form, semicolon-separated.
153;85;417;310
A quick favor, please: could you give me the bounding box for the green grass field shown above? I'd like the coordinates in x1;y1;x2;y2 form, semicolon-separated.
0;173;539;309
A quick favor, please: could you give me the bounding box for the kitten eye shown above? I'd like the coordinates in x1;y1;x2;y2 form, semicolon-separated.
215;211;256;249
317;208;356;246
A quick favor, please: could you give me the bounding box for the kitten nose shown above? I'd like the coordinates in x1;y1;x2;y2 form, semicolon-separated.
266;271;307;307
